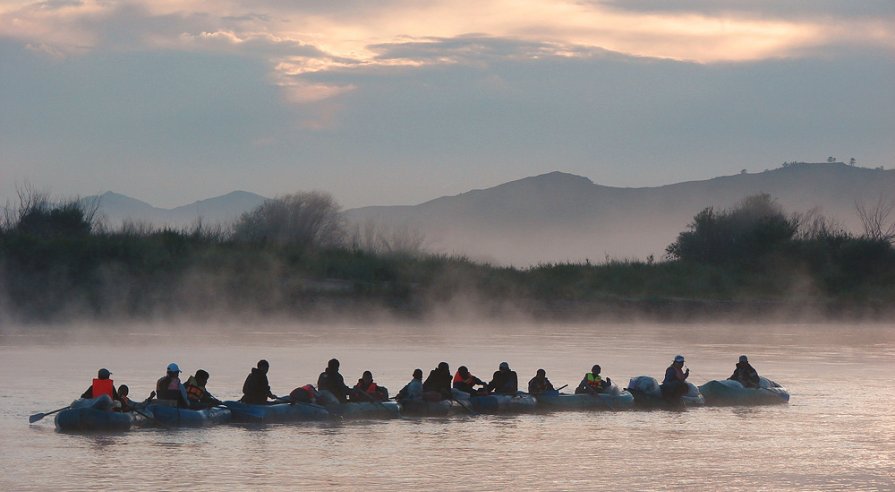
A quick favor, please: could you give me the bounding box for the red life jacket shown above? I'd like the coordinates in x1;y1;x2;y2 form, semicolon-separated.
453;372;476;385
92;378;114;398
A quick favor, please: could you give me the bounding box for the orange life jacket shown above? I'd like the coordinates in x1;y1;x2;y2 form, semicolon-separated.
92;378;114;398
453;372;477;385
185;376;206;401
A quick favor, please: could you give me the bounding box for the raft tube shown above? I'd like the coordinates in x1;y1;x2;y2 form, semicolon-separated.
145;404;232;427
536;386;635;411
469;393;537;414
398;399;465;417
326;401;402;419
698;377;790;406
224;400;331;423
54;395;135;432
626;376;705;409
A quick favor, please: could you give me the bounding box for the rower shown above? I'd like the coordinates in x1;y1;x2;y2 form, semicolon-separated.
575;365;611;395
241;359;277;405
728;355;760;388
156;363;190;408
486;362;518;395
528;368;556;396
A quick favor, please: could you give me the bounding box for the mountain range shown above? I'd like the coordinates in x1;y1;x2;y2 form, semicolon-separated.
87;163;895;265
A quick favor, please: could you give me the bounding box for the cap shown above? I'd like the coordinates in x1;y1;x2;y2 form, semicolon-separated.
98;368;111;379
166;363;181;373
739;355;749;363
499;362;510;370
673;355;685;363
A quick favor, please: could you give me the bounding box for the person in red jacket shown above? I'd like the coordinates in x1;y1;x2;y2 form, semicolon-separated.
81;368;120;401
351;371;389;402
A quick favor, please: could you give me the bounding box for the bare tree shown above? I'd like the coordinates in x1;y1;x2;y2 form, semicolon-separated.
856;195;895;243
232;191;345;249
349;219;426;255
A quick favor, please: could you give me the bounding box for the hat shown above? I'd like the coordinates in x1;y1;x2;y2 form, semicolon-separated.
166;362;181;373
673;355;685;363
499;362;510;370
98;368;111;379
739;355;749;363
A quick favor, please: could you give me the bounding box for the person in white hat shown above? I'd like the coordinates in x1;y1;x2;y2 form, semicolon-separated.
155;362;190;407
728;355;760;388
660;355;690;400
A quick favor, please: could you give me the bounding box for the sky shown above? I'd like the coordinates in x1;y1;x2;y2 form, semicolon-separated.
1;0;893;209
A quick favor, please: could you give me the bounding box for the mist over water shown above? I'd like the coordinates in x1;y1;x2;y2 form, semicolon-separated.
2;321;893;490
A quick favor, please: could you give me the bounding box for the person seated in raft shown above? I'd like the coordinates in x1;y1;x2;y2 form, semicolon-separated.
396;369;424;402
527;368;556;396
241;359;278;405
423;362;453;401
185;369;223;409
660;355;690;401
156;363;191;408
351;371;389;402
453;366;488;397
317;358;351;404
575;365;612;395
486;362;519;395
728;355;760;388
116;385;134;412
81;368;121;405
289;384;319;405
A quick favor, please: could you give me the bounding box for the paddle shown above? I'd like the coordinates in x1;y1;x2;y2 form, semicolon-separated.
451;397;477;416
29;405;70;424
555;384;568;392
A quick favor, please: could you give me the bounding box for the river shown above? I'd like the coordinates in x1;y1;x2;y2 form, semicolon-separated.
1;321;893;491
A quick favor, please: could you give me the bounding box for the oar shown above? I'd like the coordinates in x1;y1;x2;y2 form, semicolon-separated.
451;397;477;416
555;384;568;392
29;405;70;424
132;405;170;428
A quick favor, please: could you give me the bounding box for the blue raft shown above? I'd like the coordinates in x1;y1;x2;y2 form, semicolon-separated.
55;395;135;432
145;404;232;427
325;401;402;419
698;377;790;406
399;399;465;417
626;376;705;409
224;400;331;423
536;387;635;411
469;393;537;414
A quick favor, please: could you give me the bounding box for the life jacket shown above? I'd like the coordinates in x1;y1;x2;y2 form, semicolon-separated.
185;376;206;402
157;375;184;403
92;378;114;398
453;372;477;385
357;382;379;394
586;373;603;389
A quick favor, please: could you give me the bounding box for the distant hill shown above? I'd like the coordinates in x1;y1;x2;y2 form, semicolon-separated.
345;163;895;265
85;190;268;229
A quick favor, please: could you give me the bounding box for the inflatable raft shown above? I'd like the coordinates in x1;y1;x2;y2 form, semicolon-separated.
536;385;635;411
54;395;136;432
469;393;537;414
399;399;467;417
626;376;705;409
145;404;232;427
698;377;790;406
224;400;331;423
325;401;402;419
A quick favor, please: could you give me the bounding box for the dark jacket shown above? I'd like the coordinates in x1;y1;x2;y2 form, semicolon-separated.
317;368;350;403
488;370;518;395
527;376;555;395
662;366;687;386
423;369;452;400
242;368;272;404
729;362;760;388
157;375;190;408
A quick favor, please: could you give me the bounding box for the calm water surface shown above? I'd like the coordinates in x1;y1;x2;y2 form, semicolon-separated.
1;321;893;491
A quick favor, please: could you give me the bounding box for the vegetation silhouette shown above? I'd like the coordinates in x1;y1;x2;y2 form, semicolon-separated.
1;190;893;323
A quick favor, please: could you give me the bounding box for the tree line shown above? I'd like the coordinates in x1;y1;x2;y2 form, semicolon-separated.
1;188;893;323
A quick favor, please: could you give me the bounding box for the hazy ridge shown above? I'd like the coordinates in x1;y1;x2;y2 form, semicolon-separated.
87;163;894;265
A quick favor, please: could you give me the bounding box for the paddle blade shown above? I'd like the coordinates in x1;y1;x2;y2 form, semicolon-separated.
29;413;45;424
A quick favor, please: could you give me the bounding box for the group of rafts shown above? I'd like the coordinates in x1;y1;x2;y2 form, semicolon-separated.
41;356;790;432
